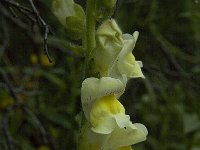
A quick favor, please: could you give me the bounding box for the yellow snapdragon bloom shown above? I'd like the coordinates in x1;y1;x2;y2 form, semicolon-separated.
80;77;148;150
94;19;144;83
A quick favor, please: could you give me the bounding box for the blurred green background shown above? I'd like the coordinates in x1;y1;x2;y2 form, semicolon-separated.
0;0;200;150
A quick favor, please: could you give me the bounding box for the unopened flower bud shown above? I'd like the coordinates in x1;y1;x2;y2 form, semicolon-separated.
52;0;85;40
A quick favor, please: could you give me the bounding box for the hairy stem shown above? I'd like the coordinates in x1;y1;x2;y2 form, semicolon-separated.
84;0;96;77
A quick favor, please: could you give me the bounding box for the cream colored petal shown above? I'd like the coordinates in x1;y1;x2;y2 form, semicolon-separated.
122;33;133;40
114;114;130;128
116;33;144;78
103;122;148;149
121;33;136;55
118;56;144;78
118;53;135;77
133;31;139;43
91;114;130;134
130;61;145;78
108;34;135;79
137;61;143;68
96;19;123;50
134;123;148;136
90;95;129;134
94;19;124;76
94;39;123;76
96;19;122;38
81;77;125;120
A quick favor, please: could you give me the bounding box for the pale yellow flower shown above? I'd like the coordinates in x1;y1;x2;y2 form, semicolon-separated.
79;119;147;150
94;19;144;83
80;77;148;150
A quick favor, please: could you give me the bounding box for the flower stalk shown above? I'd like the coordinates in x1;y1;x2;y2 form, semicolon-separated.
84;0;96;77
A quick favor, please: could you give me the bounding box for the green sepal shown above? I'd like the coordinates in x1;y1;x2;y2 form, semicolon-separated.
65;16;84;40
52;0;85;40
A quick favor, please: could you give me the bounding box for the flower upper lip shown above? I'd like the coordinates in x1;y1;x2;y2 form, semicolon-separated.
81;77;125;120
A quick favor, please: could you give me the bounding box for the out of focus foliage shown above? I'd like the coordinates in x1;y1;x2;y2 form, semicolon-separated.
0;0;200;150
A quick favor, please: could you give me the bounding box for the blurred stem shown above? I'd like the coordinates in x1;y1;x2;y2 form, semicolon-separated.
78;0;96;148
84;0;96;78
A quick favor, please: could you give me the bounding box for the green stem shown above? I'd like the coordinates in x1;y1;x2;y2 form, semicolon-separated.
78;0;96;148
84;0;96;77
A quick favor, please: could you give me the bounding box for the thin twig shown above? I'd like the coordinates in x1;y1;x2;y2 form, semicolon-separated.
8;6;18;17
0;3;42;46
28;0;52;62
1;0;33;13
0;0;53;62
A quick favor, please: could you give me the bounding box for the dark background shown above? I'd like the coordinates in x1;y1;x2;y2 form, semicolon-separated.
0;0;200;149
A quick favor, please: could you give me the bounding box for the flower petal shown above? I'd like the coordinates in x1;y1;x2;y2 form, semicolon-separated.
96;19;122;39
103;122;148;149
117;32;144;78
133;31;139;43
108;33;143;79
94;19;124;76
114;114;130;128
90;95;129;134
81;77;125;120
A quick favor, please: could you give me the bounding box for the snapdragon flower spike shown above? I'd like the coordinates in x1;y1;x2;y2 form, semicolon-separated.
94;19;144;83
